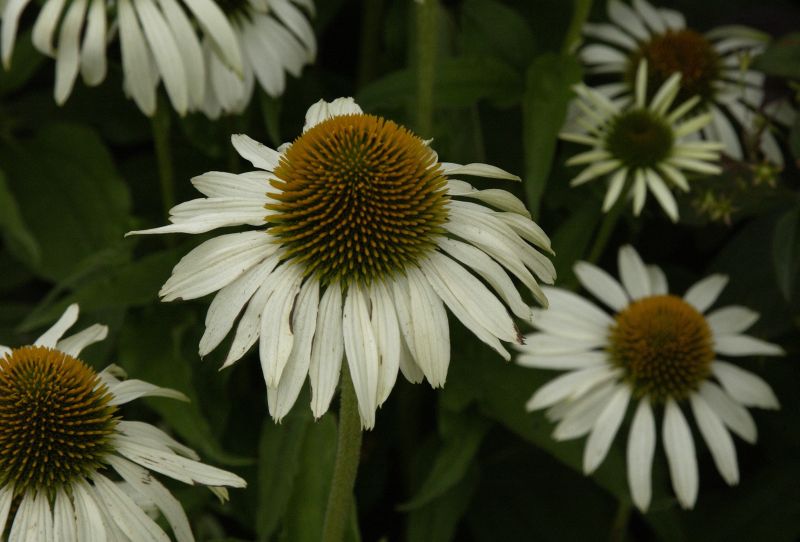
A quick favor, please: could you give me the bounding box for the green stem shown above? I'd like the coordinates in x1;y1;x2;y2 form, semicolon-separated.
321;363;363;542
414;0;438;137
608;500;631;542
151;104;175;218
587;196;625;263
562;0;593;54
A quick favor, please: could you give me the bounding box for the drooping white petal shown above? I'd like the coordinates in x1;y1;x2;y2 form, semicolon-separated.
690;393;739;485
308;285;344;418
1;0;35;68
663;399;699;509
52;489;77;542
706;306;759;336
602;167;628;212
370;281;401;406
699;381;757;443
32;0;67;55
627;398;656;511
56;324;108;357
35;303;79;347
618;245;651;300
343;284;380;429
79;0;107;86
405;266;451;387
90;473;170;541
107;379;188;405
683;274;728;313
583;385;631;473
72;481;108;542
270;0;316;60
712;361;780;409
181;0;242;74
259;264;304;388
0;485;14;536
117;420;200;459
118;0;157;115
267;279;319;422
158;0;205;106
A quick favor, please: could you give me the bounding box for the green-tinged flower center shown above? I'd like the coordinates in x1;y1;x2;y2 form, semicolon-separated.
0;346;118;494
266;113;450;285
627;29;721;102
608;295;714;402
605;109;674;169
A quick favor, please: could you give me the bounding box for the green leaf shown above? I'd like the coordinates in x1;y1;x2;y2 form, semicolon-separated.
399;409;489;510
118;310;253;467
0;123;131;281
406;465;479;542
0;30;45;96
459;0;536;69
280;415;338;542
522;53;581;218
0;168;40;266
753;33;800;79
772;205;800;303
357;56;522;111
257;408;312;541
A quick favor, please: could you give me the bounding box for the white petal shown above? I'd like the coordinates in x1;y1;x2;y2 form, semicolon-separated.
618;245;651;300
608;0;650;40
308;285;344;418
542;286;614;328
633;0;665;33
683;274;729;313
72;481;108;542
646;265;668;295
699;381;757;443
53;489;77;542
706;306;759;336
191;171;269;198
439;161;520;181
391;277;425;384
645;169;679;221
663;399;699;509
221;263;277;368
302;97;362;132
526;366;619;411
405;266;451;387
32;0;67;55
712;361;780;408
632;169;647;215
343;284;380;429
181;0;242;73
583;22;637;50
627;398;656;511
158;0;205;106
1;0;34;68
714;334;784;357
570;160;622;186
517;332;605;356
551;382;616;439
108;379;188;405
260;264;304;388
118;0;156;115
370;281;401;406
659;7;685;29
455;188;530;218
35;303;79;347
270;0;316;59
573;261;629;311
517;350;607;370
231;134;281;171
0;485;13;536
584;385;631;473
56;323;108;357
602;167;628;212
709;105;742;159
690;393;739;485
531;306;608;342
91;473;170;541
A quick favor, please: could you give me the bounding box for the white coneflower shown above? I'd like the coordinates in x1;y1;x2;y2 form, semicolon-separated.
579;0;787;166
517;245;784;511
0;304;246;539
562;59;723;221
0;0;313;117
200;0;316;118
128;96;555;429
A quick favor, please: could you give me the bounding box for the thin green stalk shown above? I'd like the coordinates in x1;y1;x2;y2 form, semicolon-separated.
609;500;631;542
587;195;625;263
562;0;593;54
151;104;175;218
414;0;438;137
321;363;363;542
356;0;385;88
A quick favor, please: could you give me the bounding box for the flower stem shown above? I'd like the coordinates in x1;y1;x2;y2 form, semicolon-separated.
322;363;363;542
609;500;631;542
356;0;385;88
151;104;175;218
587;196;625;263
414;0;438;137
562;0;593;54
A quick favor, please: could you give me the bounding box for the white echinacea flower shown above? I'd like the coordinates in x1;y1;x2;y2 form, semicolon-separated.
561;59;723;221
517;245;784;511
580;0;790;166
1;0;314;117
128;97;555;429
0;304;246;540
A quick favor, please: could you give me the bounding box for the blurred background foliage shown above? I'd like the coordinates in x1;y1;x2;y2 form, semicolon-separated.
1;0;799;540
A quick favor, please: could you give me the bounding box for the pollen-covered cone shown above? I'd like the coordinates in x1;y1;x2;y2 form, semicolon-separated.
578;0;792;166
0;304;246;540
516;245;783;511
128;96;555;429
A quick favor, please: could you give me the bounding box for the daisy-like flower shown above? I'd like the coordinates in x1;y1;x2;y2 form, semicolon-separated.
562;59;723;221
1;0;314;117
517;245;784;511
0;304;246;539
200;0;316;118
128;96;555;429
579;0;786;166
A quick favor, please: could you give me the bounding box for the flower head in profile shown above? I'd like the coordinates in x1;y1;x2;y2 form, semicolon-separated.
580;0;788;166
0;304;246;539
0;0;314;116
128;97;555;429
562;59;723;221
517;245;784;511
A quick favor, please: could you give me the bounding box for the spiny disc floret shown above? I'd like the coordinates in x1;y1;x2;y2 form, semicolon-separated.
608;295;714;402
606;109;674;169
628;29;721;102
0;346;118;494
267;113;450;285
